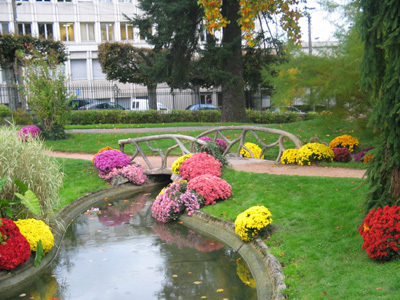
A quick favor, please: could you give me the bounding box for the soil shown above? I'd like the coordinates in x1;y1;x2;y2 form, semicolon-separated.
50;151;366;179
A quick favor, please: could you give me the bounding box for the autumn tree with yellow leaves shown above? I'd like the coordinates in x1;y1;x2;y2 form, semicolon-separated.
198;0;303;121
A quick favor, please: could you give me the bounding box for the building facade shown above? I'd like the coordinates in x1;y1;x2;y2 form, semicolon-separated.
0;0;221;110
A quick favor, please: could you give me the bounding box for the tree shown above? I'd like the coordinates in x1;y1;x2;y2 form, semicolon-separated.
18;48;72;140
98;42;164;110
0;34;67;110
199;0;302;121
360;0;400;210
263;24;370;115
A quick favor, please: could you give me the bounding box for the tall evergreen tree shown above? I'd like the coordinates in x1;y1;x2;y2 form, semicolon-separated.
360;0;400;210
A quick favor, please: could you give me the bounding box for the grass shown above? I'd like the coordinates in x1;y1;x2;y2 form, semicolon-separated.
46;116;375;169
65;121;249;129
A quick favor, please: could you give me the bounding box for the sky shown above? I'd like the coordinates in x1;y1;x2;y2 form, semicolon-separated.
298;0;341;42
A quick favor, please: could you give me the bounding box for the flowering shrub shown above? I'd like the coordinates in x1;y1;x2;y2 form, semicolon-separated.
17;125;41;141
92;146;120;162
358;205;400;261
99;164;147;185
15;218;54;254
234;206;273;242
171;154;193;175
297;142;334;166
187;174;232;205
179;152;222;180
198;136;227;153
0;218;31;270
240;142;264;159
354;147;374;162
329;134;359;152
332;147;352;162
151;180;204;223
281;148;299;164
93;150;131;175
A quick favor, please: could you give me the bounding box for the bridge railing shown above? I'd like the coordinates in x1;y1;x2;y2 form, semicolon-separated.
118;126;302;174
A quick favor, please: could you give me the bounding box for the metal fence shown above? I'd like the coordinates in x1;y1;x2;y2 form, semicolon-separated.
0;84;211;111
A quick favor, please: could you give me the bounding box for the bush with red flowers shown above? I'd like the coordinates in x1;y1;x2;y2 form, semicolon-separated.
187;174;232;205
179;152;222;180
0;218;31;270
358;205;400;261
332;147;352;162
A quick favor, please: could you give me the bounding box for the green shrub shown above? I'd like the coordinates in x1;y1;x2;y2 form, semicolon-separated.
0;105;11;118
0;125;63;224
11;108;34;125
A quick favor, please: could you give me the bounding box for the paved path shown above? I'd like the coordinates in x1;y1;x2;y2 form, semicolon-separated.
50;151;367;179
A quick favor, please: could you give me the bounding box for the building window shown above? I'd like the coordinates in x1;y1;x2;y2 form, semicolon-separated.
80;23;95;42
92;59;106;80
18;23;32;36
38;23;53;39
0;23;9;34
99;0;112;2
120;23;133;40
101;23;114;41
57;0;72;2
71;59;87;81
36;0;51;2
60;23;74;41
118;0;132;2
140;27;152;40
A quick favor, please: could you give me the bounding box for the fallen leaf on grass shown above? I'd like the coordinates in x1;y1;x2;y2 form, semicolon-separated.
194;281;202;284
216;289;224;292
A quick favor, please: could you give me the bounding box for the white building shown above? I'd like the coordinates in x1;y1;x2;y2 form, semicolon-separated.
0;0;218;109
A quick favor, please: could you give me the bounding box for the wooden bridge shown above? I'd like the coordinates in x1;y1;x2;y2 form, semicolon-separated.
118;126;302;175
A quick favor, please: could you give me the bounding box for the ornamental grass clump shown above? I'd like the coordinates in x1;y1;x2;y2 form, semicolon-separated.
179;152;222;180
358;205;400;261
93;149;131;175
0;125;63;224
15;218;54;254
332;147;352;162
281;148;299;164
234;206;273;242
17;125;42;141
0;218;31;270
297;142;334;166
187;174;232;205
329;134;359;152
240;142;264;159
171;154;193;175
151;180;204;223
99;164;147;185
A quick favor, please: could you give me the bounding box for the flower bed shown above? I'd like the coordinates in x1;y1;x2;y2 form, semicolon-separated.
234;206;273;242
240;142;264;159
179;152;222;180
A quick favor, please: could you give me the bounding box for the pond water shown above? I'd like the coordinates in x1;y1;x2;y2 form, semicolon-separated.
6;191;257;300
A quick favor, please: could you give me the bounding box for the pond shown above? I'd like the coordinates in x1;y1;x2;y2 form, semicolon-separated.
5;191;258;300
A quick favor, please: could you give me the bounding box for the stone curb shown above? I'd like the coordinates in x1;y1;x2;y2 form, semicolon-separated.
179;211;287;300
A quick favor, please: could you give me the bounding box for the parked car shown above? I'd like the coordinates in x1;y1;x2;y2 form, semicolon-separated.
185;104;220;111
69;99;98;110
269;106;305;114
131;99;170;113
78;102;126;110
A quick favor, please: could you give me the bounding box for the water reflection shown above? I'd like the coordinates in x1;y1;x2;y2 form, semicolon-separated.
6;192;257;300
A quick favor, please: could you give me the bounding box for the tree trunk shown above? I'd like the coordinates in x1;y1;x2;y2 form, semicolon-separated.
220;0;247;122
147;84;158;110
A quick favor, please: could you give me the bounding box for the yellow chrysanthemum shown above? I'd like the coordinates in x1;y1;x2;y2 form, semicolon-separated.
329;134;359;152
281;148;299;164
235;206;272;242
240;142;264;159
171;154;193;174
15;218;54;254
297;143;334;166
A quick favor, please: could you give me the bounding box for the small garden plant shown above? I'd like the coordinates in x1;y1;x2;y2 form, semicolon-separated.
240;142;264;159
234;206;273;242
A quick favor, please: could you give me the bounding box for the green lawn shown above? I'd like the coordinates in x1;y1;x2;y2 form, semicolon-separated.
54;117;399;299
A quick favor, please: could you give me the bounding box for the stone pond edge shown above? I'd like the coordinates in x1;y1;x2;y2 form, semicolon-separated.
0;181;287;300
